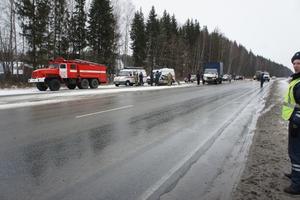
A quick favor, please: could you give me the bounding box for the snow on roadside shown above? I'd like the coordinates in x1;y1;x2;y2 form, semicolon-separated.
0;82;192;97
0;82;194;110
0;87;41;96
0;84;116;97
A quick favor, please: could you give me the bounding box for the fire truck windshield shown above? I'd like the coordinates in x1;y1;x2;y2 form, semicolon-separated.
49;64;59;69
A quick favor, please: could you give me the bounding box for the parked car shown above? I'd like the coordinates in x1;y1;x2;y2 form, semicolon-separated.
222;74;232;81
184;74;196;83
234;75;244;80
254;71;262;80
114;68;147;86
254;71;270;82
263;72;270;82
147;68;176;85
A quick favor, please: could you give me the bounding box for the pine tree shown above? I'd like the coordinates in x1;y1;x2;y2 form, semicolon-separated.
87;0;117;68
169;14;179;69
145;6;160;69
16;0;51;68
157;10;172;67
130;9;146;67
201;26;210;64
209;29;221;62
70;0;87;59
48;0;69;58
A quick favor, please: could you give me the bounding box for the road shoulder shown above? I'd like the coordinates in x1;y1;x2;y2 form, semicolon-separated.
233;80;294;200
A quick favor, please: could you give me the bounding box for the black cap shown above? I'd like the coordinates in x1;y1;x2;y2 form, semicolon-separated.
292;52;300;63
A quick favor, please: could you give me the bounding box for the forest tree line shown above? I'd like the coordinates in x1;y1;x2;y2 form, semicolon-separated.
0;0;292;82
130;7;292;78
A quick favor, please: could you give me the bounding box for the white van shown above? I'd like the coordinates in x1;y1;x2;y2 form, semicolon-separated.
147;68;176;85
114;68;147;86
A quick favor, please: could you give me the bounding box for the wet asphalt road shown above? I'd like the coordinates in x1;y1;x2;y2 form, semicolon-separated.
0;81;267;200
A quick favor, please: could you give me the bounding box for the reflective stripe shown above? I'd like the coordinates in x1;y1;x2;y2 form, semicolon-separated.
282;78;300;120
283;102;300;109
80;70;106;74
293;164;300;168
292;167;300;172
288;85;293;105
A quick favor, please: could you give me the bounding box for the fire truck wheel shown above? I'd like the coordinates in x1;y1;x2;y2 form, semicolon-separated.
36;83;48;91
89;79;99;89
80;79;89;89
67;84;76;89
49;79;61;91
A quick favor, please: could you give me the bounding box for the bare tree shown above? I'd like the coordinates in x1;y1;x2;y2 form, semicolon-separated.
9;0;17;76
112;0;135;67
0;0;18;79
122;1;135;57
0;30;10;76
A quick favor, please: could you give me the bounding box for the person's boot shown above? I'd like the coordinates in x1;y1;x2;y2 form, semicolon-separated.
284;186;300;195
284;173;292;179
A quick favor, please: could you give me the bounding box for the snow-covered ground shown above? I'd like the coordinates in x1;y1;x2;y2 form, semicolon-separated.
0;84;118;96
0;82;195;110
0;82;193;96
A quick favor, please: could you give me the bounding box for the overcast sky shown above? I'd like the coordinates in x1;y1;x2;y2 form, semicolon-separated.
131;0;300;70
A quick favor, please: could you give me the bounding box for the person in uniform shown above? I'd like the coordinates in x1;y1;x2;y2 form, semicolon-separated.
167;72;173;86
282;51;300;195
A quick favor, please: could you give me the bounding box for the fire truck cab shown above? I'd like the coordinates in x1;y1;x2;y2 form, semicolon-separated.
29;57;107;91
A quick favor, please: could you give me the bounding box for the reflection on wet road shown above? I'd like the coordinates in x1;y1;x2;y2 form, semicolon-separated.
0;81;268;200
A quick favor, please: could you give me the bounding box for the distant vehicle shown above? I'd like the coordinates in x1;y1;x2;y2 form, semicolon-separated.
113;68;147;86
222;74;232;81
184;74;196;83
28;57;107;91
203;62;223;84
254;71;270;81
147;68;176;85
263;72;270;82
234;75;244;80
254;71;262;80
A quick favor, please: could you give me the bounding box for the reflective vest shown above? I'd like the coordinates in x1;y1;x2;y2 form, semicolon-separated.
282;78;300;120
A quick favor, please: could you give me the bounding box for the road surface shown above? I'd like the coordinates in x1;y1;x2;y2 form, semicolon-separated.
0;81;270;200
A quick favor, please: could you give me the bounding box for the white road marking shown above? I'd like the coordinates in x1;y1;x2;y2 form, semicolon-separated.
75;105;133;119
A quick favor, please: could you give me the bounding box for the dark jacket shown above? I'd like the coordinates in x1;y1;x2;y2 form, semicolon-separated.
260;73;265;82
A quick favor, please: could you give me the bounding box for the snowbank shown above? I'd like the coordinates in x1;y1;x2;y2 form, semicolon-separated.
0;82;194;110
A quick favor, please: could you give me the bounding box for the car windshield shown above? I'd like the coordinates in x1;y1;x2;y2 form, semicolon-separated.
204;69;217;74
49;64;59;69
118;71;132;76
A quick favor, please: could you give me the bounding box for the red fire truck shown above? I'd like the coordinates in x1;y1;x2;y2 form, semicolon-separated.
29;57;107;91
